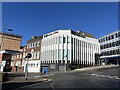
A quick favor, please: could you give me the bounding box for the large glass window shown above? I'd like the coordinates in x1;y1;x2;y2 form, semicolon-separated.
67;36;70;43
106;37;108;41
109;43;112;47
59;36;62;43
118;32;120;37
111;35;114;39
115;33;118;38
116;41;119;46
63;37;66;43
55;37;58;44
71;38;73;44
63;49;67;60
112;42;115;47
67;49;70;60
108;36;111;40
58;49;61;60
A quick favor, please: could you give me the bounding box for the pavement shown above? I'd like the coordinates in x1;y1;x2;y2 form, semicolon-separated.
1;72;51;90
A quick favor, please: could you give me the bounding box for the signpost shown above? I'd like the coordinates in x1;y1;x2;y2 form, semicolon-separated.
1;61;6;71
25;53;32;80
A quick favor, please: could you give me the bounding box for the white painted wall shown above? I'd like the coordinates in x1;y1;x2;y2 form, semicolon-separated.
24;60;40;72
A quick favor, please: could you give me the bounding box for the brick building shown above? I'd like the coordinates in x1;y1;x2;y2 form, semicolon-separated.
0;31;22;72
11;46;26;72
24;36;42;72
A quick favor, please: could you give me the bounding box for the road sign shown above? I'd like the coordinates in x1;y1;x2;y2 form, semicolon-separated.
2;61;6;66
25;53;32;58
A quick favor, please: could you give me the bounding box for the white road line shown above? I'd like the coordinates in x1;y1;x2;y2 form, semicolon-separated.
87;73;120;80
100;75;106;78
113;76;118;78
49;81;54;89
96;72;103;74
107;76;114;78
91;74;96;76
115;77;120;80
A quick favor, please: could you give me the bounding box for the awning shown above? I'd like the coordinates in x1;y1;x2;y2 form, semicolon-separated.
0;50;22;55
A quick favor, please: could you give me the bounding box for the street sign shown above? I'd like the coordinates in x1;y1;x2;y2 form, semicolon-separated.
2;61;6;66
25;53;32;58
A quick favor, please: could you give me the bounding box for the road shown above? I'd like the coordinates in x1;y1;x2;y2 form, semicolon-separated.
13;66;120;90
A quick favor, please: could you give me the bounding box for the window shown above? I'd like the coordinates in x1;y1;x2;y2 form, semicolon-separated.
36;63;39;67
71;38;73;44
35;42;37;47
63;49;67;60
67;37;70;43
106;37;108;41
33;43;34;47
116;41;119;46
113;50;116;55
107;51;110;55
56;37;58;44
67;49;70;60
103;44;105;49
101;38;103;42
118;32;120;37
58;49;61;60
108;36;111;40
63;37;66;43
109;43;112;47
99;40;101;43
102;38;105;42
100;45;103;49
115;33;118;38
106;44;109;48
110;50;112;55
111;35;114;39
112;42;115;47
59;36;62;43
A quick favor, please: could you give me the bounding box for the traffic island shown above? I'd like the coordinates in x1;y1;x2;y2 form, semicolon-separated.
2;77;50;90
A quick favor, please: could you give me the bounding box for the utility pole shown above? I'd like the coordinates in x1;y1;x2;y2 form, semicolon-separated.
25;53;32;80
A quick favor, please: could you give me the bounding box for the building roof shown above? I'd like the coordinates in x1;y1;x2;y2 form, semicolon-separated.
71;30;94;38
27;35;43;44
0;31;22;38
99;30;120;39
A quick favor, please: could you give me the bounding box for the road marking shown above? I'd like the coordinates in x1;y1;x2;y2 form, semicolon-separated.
86;73;120;80
96;72;103;74
48;81;54;89
91;74;96;76
100;75;106;78
107;76;114;78
113;76;118;78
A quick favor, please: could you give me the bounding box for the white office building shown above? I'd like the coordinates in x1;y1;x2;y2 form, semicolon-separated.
99;30;120;65
40;30;100;72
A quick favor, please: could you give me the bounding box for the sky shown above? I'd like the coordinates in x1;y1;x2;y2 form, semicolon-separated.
2;2;118;46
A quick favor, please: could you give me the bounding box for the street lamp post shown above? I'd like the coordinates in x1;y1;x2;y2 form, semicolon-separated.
25;58;28;80
25;53;32;80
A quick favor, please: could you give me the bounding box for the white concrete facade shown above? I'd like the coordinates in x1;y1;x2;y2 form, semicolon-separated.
40;30;100;66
